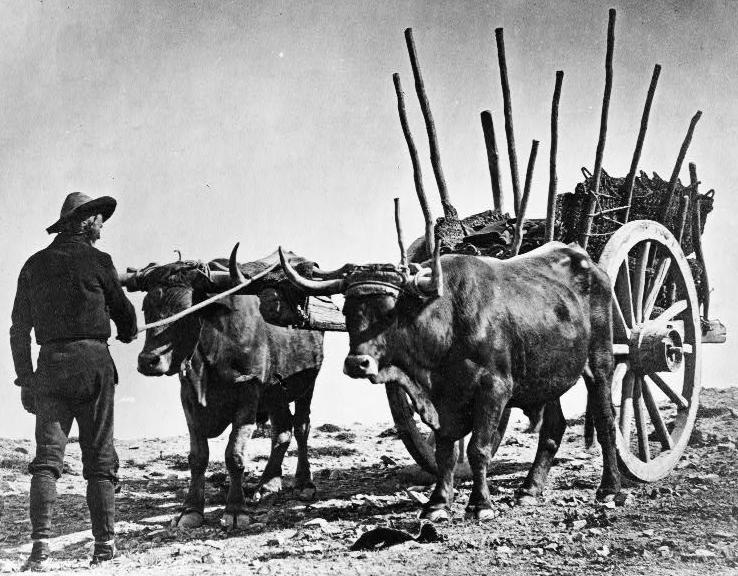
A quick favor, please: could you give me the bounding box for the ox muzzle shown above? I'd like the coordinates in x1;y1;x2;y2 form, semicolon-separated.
137;349;172;376
343;354;379;380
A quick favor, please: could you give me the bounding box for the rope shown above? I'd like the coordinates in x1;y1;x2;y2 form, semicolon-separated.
136;263;279;332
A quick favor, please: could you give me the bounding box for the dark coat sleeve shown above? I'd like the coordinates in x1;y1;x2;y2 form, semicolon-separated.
99;253;138;342
9;266;34;385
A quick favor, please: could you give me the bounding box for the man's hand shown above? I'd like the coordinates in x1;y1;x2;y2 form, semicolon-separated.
116;332;138;344
21;385;36;415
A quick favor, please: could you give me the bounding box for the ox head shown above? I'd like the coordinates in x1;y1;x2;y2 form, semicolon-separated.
278;243;443;382
228;245;345;330
119;260;233;376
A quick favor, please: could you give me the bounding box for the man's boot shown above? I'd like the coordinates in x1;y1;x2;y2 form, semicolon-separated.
21;541;50;572
87;479;116;565
90;541;116;565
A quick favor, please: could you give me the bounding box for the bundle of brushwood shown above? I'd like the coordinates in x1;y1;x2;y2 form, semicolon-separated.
556;168;715;262
432;210;547;258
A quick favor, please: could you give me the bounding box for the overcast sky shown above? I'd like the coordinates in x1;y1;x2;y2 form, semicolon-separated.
1;0;736;438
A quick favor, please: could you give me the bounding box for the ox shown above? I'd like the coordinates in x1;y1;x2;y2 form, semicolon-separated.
121;253;324;529
278;242;620;520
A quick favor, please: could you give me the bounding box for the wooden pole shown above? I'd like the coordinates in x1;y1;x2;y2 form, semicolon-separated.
480;110;504;212
622;64;661;223
676;194;690;245
495;28;521;216
404;28;456;219
545;71;564;242
394;197;408;266
393;73;435;257
659;110;702;222
511;140;539;256
580;8;616;249
689;163;710;319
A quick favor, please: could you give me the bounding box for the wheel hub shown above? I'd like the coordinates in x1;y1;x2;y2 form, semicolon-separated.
629;322;683;374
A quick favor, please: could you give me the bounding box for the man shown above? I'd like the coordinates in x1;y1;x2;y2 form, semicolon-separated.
10;192;138;570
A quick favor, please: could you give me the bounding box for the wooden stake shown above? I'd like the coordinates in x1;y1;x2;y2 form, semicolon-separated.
659;111;702;222
393;73;435;257
480;110;504;212
689;163;710;318
622;64;661;223
394;197;408;266
676;194;690;244
404;28;456;219
580;8;616;249
495;28;521;215
511;140;539;256
545;71;564;242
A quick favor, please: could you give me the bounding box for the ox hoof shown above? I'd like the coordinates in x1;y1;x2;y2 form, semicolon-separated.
465;505;497;521
595;489;618;503
171;510;204;529
220;512;251;531
253;478;283;504
419;507;450;523
516;494;541;507
295;483;317;502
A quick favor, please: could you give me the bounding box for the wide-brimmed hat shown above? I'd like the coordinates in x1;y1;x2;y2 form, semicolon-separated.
46;192;117;234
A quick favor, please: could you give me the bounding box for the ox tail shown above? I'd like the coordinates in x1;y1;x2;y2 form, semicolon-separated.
584;394;595;448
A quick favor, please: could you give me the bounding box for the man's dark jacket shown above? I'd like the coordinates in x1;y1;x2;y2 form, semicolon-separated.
10;235;138;385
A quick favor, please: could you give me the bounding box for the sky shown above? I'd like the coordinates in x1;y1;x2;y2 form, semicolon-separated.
0;0;736;438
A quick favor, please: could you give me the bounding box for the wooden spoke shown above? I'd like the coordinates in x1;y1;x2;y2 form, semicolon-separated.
633;241;651;323
615;262;635;328
613;361;628;384
619;372;635;441
641;378;673;450
612;297;632;341
643;256;672;321
646;373;688;410
632;377;651;461
612;344;630;356
653;299;687;325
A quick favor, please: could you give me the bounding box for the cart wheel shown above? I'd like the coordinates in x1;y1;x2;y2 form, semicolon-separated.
385;383;437;474
598;220;702;482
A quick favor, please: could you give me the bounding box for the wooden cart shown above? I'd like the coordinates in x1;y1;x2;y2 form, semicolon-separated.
385;12;727;483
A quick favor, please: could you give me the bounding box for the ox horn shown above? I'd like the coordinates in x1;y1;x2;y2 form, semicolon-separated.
312;263;355;280
414;238;443;297
229;243;249;286
279;247;344;296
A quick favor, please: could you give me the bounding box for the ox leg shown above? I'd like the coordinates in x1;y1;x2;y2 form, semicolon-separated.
466;381;511;521
222;422;256;530
585;355;621;499
254;391;293;503
517;399;567;504
293;377;317;501
174;388;209;529
420;436;457;522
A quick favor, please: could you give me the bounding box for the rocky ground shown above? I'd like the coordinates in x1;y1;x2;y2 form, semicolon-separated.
0;387;736;576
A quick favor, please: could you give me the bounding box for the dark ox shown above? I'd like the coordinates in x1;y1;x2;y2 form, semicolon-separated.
280;242;620;520
121;254;323;529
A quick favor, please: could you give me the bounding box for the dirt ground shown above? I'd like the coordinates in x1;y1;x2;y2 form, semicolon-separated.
0;387;736;576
